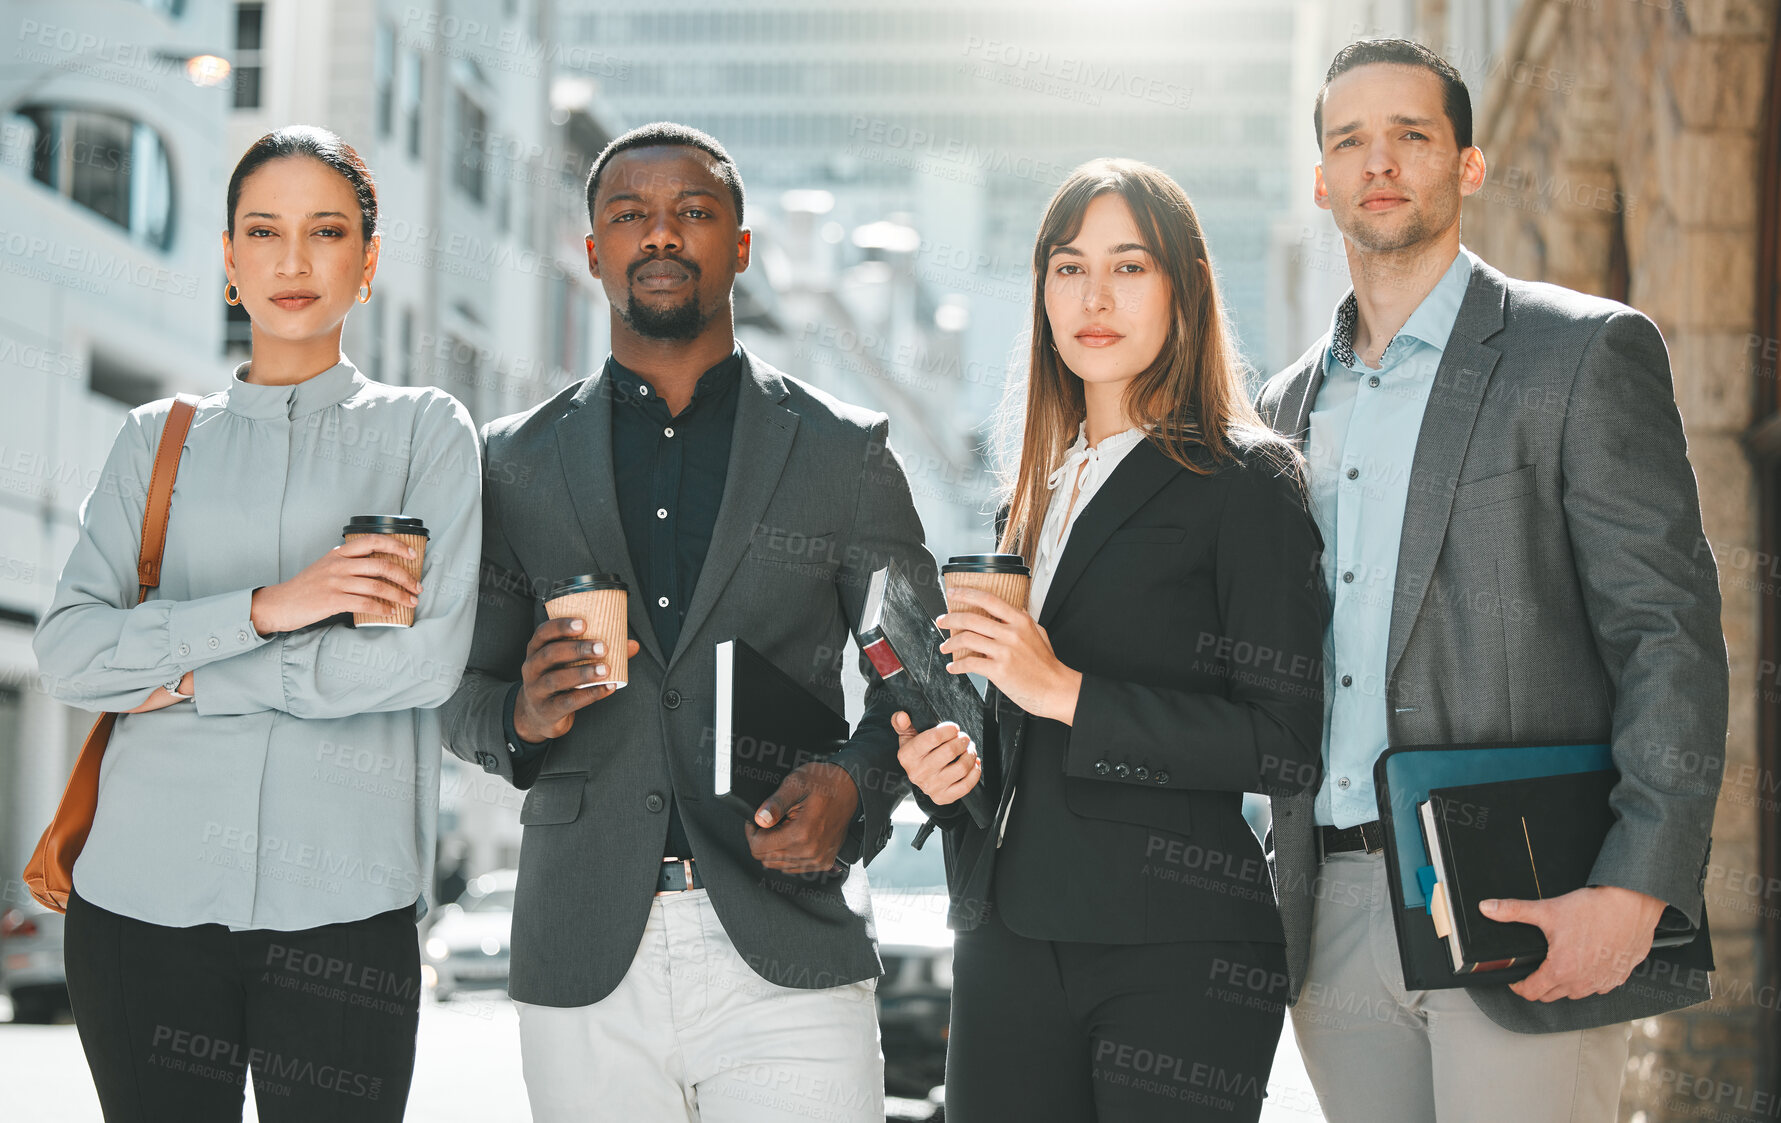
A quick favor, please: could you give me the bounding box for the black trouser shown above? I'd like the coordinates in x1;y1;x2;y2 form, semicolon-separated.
945;908;1289;1123
63;889;420;1123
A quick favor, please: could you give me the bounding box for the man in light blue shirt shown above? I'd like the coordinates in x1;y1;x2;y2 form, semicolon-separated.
1257;38;1723;1123
1307;246;1475;827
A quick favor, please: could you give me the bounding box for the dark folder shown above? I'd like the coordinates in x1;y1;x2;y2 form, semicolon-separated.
712;637;851;819
855;561;994;829
1374;741;1710;991
1421;770;1618;973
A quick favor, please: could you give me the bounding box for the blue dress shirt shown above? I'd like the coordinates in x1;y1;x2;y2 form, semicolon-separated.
1307;247;1476;827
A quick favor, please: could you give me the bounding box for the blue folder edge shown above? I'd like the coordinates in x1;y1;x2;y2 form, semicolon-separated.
1373;741;1613;910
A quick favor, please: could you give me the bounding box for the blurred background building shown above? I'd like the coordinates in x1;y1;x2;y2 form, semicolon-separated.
1;1;1777;1117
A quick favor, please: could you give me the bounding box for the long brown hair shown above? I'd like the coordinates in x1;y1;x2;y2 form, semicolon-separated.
994;157;1293;559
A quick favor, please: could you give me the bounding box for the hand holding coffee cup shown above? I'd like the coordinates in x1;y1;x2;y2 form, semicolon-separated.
512;619;642;743
542;575;630;688
342;516;429;627
941;554;1031;660
246;519;424;636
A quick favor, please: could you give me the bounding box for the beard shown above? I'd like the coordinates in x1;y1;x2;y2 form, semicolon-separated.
1343;184;1459;255
619;254;712;341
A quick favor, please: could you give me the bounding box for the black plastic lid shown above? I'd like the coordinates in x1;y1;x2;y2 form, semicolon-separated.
942;553;1030;576
544;573;628;599
342;515;429;538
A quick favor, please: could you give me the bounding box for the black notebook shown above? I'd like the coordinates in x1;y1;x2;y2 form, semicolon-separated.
856;561;993;829
713;637;852;819
1420;769;1619;974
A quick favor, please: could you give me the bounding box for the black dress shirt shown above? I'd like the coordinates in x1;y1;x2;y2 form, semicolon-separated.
502;347;746;860
611;347;743;858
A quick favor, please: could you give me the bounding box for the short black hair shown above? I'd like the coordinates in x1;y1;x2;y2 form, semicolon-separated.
584;122;745;228
1314;39;1473;151
228;126;378;242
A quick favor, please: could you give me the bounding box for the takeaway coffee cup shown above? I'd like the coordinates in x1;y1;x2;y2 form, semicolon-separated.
342;515;428;628
942;554;1032;658
543;574;629;689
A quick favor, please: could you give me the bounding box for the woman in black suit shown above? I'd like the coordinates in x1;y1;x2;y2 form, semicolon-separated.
894;159;1326;1122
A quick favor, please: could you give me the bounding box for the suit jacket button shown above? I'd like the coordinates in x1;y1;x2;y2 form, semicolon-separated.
1114;763;1131;780
662;690;681;709
1094;760;1111;775
1154;771;1170;785
645;792;665;813
1134;766;1150;782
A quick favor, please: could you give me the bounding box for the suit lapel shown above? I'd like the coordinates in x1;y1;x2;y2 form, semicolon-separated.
1036;440;1185;629
555;367;665;668
1385;263;1509;679
668;349;800;668
1283;347;1327;445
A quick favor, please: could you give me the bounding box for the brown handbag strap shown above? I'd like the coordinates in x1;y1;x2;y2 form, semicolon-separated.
136;395;198;603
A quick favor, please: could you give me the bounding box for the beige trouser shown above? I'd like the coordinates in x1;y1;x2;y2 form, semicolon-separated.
1289;851;1631;1123
514;888;884;1122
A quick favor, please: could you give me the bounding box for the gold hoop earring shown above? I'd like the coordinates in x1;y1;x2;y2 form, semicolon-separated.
358;283;372;304
224;282;241;306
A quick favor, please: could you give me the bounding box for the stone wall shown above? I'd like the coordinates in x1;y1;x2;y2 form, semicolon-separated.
1435;0;1777;1119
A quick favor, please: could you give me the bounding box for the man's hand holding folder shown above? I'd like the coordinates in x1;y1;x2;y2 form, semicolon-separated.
1481;885;1669;1003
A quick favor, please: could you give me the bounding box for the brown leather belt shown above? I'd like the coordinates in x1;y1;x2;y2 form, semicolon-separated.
1319;820;1387;858
656;857;703;893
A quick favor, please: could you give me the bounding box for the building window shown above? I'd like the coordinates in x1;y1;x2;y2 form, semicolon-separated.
453;88;487;204
89;353;162;408
374;21;396;138
404;50;424;160
233;3;264;110
19;107;175;249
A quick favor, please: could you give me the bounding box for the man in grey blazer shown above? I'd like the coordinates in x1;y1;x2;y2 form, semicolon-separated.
442;123;938;1121
1256;41;1725;1121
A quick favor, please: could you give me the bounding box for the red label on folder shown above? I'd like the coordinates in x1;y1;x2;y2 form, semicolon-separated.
862;637;904;679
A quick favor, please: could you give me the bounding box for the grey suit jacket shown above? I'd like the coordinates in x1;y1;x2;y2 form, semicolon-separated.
1256;257;1725;1033
442;348;943;1007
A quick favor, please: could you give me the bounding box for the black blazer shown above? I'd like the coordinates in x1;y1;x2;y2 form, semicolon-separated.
925;437;1327;946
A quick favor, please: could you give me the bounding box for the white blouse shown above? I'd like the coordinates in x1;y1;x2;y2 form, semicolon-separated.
1028;421;1149;617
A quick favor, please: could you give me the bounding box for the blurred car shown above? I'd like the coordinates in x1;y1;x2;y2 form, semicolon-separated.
422;869;515;1001
1;888;70;1023
869;801;954;1117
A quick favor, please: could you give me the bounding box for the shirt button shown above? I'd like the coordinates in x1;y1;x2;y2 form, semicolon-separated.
1342;571;1354;583
664;427;674;438
645;793;665;813
207;636;220;649
1154;771;1170;785
656;507;668;519
658;596;670;608
1368;376;1380;388
662;690;681;709
1114;763;1131;780
1337;776;1351;790
177;643;190;657
1346;467;1359;480
237;630;250;643
1341;674;1353;687
1134;766;1150;782
1094;760;1110;776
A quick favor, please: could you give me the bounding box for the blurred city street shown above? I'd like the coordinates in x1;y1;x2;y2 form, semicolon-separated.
0;991;1326;1121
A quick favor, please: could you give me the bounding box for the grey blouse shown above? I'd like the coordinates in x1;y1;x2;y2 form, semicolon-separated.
34;359;481;931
